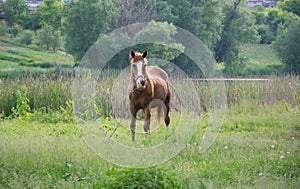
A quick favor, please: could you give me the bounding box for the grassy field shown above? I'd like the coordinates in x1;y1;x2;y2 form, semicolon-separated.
0;74;299;188
0;102;299;188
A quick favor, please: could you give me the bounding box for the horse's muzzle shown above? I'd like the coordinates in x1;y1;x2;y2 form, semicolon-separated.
135;75;146;90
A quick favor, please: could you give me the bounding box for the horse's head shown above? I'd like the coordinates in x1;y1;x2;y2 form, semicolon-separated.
130;50;148;91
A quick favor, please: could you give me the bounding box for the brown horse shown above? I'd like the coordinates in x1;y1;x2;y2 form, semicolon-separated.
128;50;170;141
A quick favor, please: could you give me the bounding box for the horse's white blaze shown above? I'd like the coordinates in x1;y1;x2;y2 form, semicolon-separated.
136;61;143;77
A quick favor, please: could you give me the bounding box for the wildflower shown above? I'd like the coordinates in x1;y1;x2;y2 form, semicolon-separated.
279;155;284;159
224;146;228;149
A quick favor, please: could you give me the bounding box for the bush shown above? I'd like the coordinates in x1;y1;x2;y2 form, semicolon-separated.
0;20;8;36
10;24;22;38
95;167;180;188
20;30;34;45
273;19;300;74
11;86;31;120
37;25;61;51
257;24;275;44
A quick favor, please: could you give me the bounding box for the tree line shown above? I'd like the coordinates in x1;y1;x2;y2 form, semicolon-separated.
0;0;299;75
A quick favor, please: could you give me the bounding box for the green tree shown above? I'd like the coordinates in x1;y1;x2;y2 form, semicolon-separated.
133;21;184;61
62;0;119;62
277;0;300;16
265;7;298;36
100;21;184;70
37;0;63;30
37;24;53;50
114;0;177;28
37;24;61;51
23;9;42;31
1;0;28;27
166;0;223;50
253;2;299;44
214;0;259;75
273;19;300;74
10;24;22;37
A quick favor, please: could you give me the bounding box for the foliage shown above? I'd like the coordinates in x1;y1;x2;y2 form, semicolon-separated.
104;21;184;69
62;0;119;62
96;167;180;188
23;9;42;31
19;30;34;45
11;85;31;120
10;23;22;38
30;99;75;124
167;0;223;50
264;7;298;35
257;24;275;44
273;19;300;74
1;0;27;27
37;24;61;51
37;0;63;30
214;0;259;75
277;0;300;16
114;0;177;27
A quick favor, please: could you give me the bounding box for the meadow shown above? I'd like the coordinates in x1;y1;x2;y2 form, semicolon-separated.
0;37;299;188
0;73;299;188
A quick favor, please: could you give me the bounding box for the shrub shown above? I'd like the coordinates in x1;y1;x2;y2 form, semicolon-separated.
20;30;34;45
37;25;61;51
11;86;31;120
10;24;22;38
257;24;275;44
273;19;300;74
0;20;8;36
95;167;180;188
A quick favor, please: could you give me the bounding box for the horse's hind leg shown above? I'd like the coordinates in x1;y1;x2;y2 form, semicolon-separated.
164;103;170;127
164;91;171;127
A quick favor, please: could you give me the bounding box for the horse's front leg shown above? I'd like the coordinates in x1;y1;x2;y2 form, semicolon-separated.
130;104;137;141
143;107;151;138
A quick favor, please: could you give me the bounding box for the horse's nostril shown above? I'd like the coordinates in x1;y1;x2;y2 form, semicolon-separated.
141;80;145;86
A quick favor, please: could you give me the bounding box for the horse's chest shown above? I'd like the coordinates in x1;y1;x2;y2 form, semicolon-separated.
130;91;152;108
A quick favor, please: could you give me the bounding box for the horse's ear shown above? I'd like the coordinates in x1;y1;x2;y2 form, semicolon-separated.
142;51;148;58
130;50;135;59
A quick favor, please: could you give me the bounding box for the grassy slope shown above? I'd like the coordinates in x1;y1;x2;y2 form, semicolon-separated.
0;38;282;79
0;37;74;79
0;104;299;188
240;44;283;74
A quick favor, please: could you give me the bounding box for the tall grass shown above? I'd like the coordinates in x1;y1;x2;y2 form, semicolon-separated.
0;74;299;119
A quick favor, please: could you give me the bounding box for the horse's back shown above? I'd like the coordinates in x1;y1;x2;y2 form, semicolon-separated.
146;66;168;81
